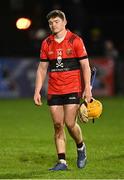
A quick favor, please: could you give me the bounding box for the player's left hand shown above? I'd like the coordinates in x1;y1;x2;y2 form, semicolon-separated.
82;87;92;103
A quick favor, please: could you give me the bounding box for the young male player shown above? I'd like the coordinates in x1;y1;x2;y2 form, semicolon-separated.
34;9;92;171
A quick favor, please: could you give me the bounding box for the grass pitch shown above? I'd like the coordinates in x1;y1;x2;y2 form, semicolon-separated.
0;97;124;179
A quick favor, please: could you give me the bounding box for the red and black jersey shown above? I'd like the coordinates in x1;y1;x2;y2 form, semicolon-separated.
40;30;88;94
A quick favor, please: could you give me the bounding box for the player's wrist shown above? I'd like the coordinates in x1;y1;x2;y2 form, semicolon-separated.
84;85;91;91
34;90;41;95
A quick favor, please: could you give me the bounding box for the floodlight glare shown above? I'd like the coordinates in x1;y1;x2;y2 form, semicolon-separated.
16;17;31;30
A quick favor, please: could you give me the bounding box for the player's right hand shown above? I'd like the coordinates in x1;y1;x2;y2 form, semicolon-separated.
34;93;42;106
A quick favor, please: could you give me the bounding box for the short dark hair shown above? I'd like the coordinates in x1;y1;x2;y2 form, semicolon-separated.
46;10;66;21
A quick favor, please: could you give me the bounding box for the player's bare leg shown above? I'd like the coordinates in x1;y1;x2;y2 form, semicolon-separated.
64;104;87;168
49;105;67;170
64;104;83;144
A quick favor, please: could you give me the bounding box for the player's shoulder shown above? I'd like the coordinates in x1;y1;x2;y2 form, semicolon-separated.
67;30;83;44
42;34;53;45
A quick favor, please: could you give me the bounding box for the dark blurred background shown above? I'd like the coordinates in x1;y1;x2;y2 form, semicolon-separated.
0;0;124;98
0;0;124;57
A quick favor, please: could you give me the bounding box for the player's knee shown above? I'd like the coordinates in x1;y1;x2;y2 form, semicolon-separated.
54;122;64;138
54;122;64;132
66;121;75;130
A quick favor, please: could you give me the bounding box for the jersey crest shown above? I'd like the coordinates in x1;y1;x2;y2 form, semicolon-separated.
56;49;63;68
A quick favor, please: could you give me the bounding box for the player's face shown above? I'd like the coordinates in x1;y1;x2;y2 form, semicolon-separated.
48;17;66;34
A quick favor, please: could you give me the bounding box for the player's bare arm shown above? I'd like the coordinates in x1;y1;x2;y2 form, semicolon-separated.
34;62;48;106
80;59;92;103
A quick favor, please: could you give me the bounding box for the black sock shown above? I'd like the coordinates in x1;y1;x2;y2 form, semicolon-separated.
77;142;83;149
58;153;65;160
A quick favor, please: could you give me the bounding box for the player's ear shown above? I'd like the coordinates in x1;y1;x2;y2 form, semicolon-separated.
64;19;67;26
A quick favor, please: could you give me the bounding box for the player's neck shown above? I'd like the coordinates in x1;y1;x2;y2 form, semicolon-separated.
54;29;67;43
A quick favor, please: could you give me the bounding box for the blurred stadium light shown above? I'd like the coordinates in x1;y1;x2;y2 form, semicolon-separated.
16;17;32;30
